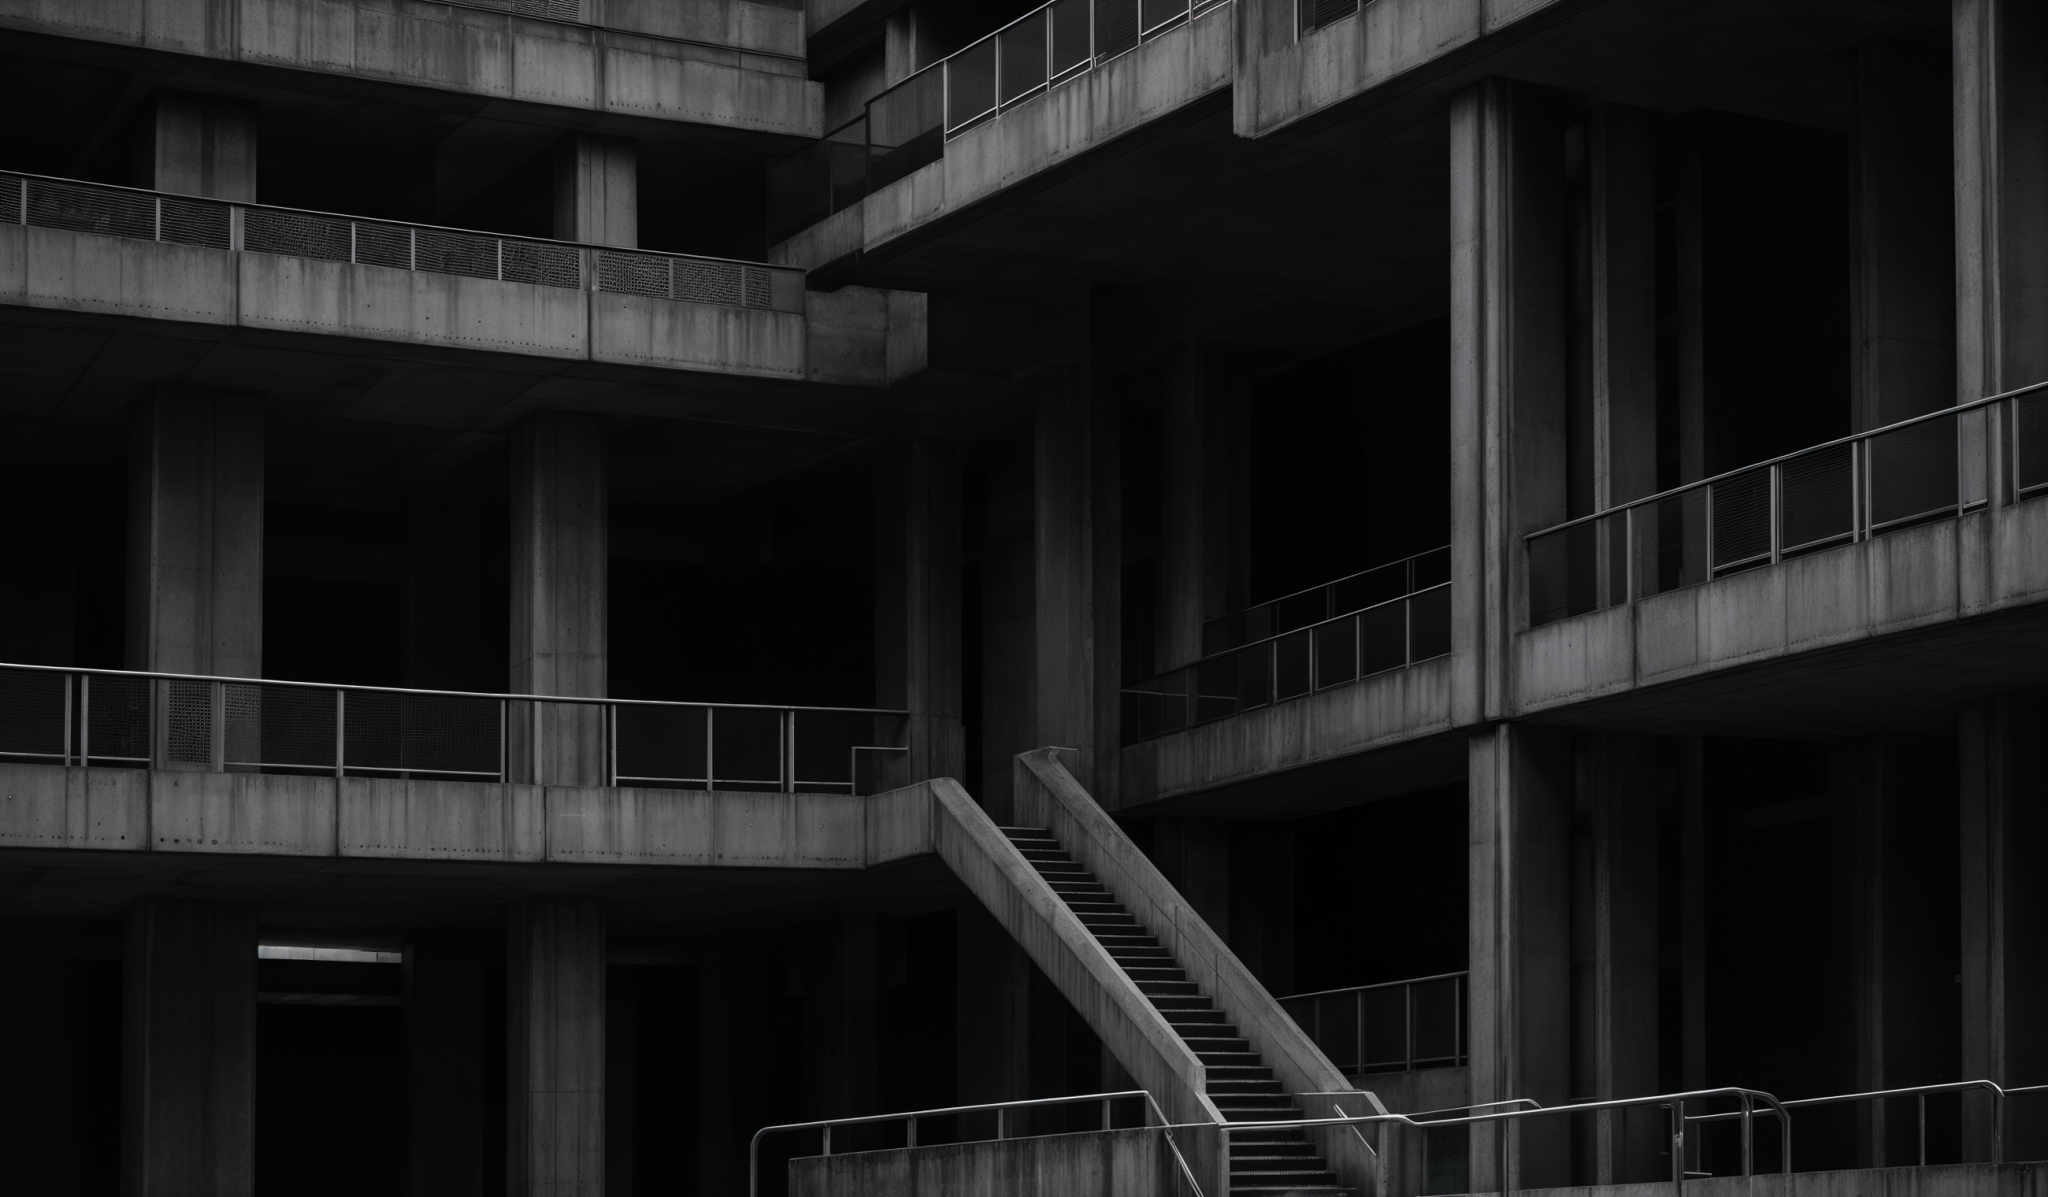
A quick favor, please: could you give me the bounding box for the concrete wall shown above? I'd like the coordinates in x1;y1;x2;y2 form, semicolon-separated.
1510;1162;2048;1197
1514;500;2048;714
593;0;803;59
787;1128;1177;1197
0;224;920;385
0;0;819;133
1118;654;1458;806
0;762;945;867
1235;0;1567;139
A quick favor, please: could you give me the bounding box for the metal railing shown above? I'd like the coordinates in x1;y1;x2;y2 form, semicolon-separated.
750;1090;1206;1197
1;170;805;314
1121;570;1452;743
1202;545;1451;656
1297;0;1366;36
766;0;1231;243
1280;971;1467;1075
1218;1087;1792;1197
1526;382;2048;627
0;663;905;793
1687;1079;2048;1173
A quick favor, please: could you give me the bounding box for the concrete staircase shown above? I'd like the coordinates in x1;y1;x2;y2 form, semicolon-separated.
1001;825;1351;1197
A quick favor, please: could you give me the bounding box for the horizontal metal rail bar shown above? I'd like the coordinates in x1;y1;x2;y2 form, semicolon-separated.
1280;970;1467;1002
1528;382;2047;541
1234;545;1451;616
2;169;801;278
0;662;904;717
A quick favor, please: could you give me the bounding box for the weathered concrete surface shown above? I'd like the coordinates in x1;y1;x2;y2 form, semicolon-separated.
1119;654;1460;806
0;225;923;385
0;763;944;868
788;1128;1178;1197
776;3;1233;269
1509;1162;2048;1197
1236;0;1569;139
928;774;1227;1192
595;0;802;58
1514;502;2048;715
0;0;819;134
1013;750;1379;1196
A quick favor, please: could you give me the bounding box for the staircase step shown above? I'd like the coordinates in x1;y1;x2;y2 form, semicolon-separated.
1234;1145;1319;1159
1196;1051;1263;1067
1148;995;1215;1011
1137;980;1200;996
1209;1080;1284;1096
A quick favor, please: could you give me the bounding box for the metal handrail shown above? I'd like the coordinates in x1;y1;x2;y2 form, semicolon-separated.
1524;380;2048;542
427;0;808;63
3;169;804;310
0;661;905;792
749;1089;1207;1197
1232;545;1451;622
1279;971;1468;1074
1686;1079;2010;1170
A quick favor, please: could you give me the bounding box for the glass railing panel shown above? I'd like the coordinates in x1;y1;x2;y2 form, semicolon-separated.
1273;629;1312;700
1359;601;1407;676
946;37;998;133
1095;0;1140;59
868;69;944;192
1409;585;1452;660
998;11;1050;106
2020;389;2048;498
1314;618;1358;690
1867;415;1959;530
1049;0;1091;77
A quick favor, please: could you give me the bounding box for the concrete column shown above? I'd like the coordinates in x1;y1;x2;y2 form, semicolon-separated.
875;440;964;788
407;937;487;1197
507;900;606;1197
1449;81;1570;721
1956;0;2048;507
510;415;607;786
123;901;256;1197
1468;723;1573;1191
1574;734;1661;1183
955;903;1032;1104
1031;364;1121;796
884;7;940;84
1958;697;2047;1161
1582;106;1660;602
127;397;264;678
1158;349;1248;668
554;136;638;248
145;92;256;200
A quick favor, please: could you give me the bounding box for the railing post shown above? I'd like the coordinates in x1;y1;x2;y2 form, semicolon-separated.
1702;486;1716;581
497;238;505;282
907;1115;917;1148
1860;436;1873;538
1918;1093;1927;1167
705;706;716;789
62;673;73;768
1850;434;1863;541
1741;1093;1753;1178
532;698;543;786
1624;506;1637;603
996;1107;1007;1141
784;709;797;793
1671;1099;1686;1193
607;702;618;787
153;196;162;243
994;24;1003;110
79;675;90;767
210;679;225;771
408;226;417;271
350;221;357;265
498;698;509;783
1404;981;1416;1070
1768;463;1783;564
1102;1096;1112;1130
821;1124;832;1157
334;689;345;779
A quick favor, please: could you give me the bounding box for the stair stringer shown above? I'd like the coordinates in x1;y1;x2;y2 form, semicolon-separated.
1014;748;1390;1197
930;777;1230;1192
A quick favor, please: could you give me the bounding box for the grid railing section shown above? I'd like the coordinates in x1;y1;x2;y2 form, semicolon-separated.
766;0;1229;244
0;664;906;794
1;171;803;314
1526;384;2048;627
1202;546;1451;657
1122;559;1452;744
1279;972;1467;1076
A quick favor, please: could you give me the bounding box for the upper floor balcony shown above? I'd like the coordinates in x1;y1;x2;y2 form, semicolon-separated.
0;0;820;138
1517;385;2048;719
0;660;911;866
0;170;918;387
1119;546;1457;804
767;0;1234;270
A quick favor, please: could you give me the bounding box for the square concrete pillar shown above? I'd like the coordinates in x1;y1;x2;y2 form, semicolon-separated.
123;901;256;1197
1958;697;2046;1161
1573;734;1662;1183
507;901;606;1197
1157;348;1248;670
554;137;638;248
407;937;488;1197
510;415;608;786
884;7;941;83
127;397;264;680
145;92;257;201
1955;0;2048;505
875;439;964;788
1468;723;1573;1191
1449;81;1570;721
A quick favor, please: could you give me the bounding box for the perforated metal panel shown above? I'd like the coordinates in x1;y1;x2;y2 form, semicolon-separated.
502;240;582;289
352;222;410;269
28;179;155;240
243;208;351;261
672;258;745;306
0;175;21;225
224;683;332;771
614;705;709;787
414;228;499;280
1711;468;1773;570
343;691;499;777
158;197;231;249
597;251;670;298
164;679;213;766
0;668;66;761
84;675;149;764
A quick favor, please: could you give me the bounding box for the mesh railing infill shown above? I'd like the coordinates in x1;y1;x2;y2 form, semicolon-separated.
164;679;212;766
352;222;412;270
597;250;671;298
1779;444;1855;554
0;668;67;761
615;704;709;786
85;675;150;764
413;227;500;281
158;197;231;249
28;178;155;239
242;208;352;262
503;239;582;288
0;174;20;224
344;691;500;777
673;258;746;305
1711;467;1773;570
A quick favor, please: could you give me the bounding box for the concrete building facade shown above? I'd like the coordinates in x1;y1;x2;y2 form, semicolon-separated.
0;0;2042;1195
